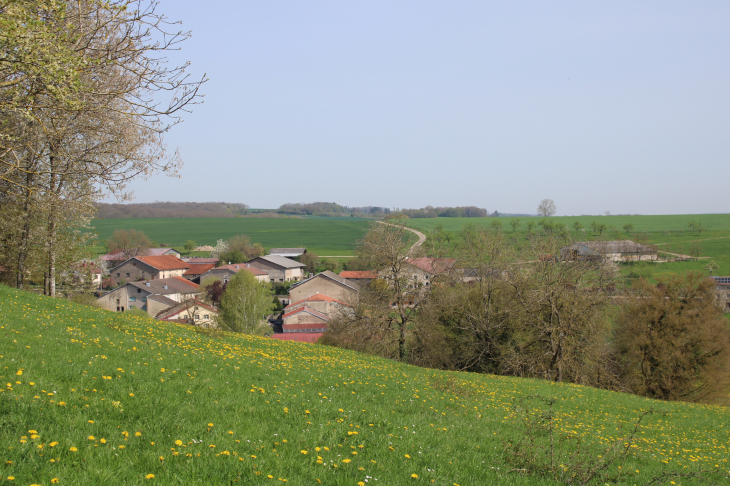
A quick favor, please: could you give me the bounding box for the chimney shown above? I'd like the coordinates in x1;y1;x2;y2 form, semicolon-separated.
235;265;239;269
145;282;150;287
163;284;168;290
246;263;250;268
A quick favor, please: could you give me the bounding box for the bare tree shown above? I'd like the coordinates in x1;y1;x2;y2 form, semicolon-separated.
537;199;556;217
106;229;153;259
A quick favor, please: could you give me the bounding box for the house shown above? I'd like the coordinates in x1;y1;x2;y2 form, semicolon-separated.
199;263;269;286
183;263;217;283
712;276;730;313
100;248;181;273
109;255;190;286
338;270;377;286
561;241;657;262
181;257;220;264
289;271;360;303
246;255;306;283
95;277;200;316
398;257;457;288
284;293;349;317
282;306;329;331
156;299;219;327
269;248;307;259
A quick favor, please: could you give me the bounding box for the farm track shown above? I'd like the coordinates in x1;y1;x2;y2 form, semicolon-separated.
375;220;427;256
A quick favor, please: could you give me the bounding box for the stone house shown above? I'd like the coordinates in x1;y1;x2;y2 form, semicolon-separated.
246;255;306;283
109;255;190;286
183;263;217;283
712;276;730;313
95;277;200;316
289;271;360;303
338;271;378;286
399;258;457;288
101;248;181;273
284;293;349;317
199;263;269;286
156;299;219;327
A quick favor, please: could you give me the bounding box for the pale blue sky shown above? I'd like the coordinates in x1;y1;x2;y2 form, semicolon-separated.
120;1;730;216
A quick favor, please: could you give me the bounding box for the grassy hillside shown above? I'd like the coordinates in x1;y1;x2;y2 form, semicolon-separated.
91;218;371;255
1;286;728;485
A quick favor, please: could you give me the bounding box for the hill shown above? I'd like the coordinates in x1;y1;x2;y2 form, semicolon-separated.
1;285;728;484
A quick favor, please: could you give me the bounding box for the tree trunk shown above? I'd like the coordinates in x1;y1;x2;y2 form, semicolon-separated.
16;169;35;290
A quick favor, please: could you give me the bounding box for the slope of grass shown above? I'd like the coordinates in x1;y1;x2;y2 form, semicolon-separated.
1;286;728;484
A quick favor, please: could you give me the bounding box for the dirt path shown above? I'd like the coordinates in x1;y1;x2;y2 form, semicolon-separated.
375;221;427;256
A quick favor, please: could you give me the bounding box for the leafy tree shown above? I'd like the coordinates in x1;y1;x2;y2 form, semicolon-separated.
623;223;634;234
688;221;704;235
300;252;319;274
218;250;247;265
525;221;535;235
509;218;520;233
219;271;274;334
490;219;503;231
572;221;584;233
538;219;554;233
184;240;196;255
227;235;265;260
202;279;227;305
106;229;153;259
537;199;556;217
590;221;607;236
615;272;730;403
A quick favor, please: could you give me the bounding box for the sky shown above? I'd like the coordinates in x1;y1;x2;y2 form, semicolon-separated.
115;1;730;216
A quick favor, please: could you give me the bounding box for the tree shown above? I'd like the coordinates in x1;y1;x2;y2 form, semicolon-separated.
218;271;274;334
590;221;607;236
525;221;535;235
490;219;503;231
106;229;152;259
688;221;704;235
227;235;265;260
202;279;227;305
704;260;719;275
615;272;730;403
509;218;520;233
300;252;319;274
623;223;634;234
688;241;703;260
538;218;555;233
504;234;619;385
537;199;556;217
324;221;426;362
184;240;197;255
572;221;584;234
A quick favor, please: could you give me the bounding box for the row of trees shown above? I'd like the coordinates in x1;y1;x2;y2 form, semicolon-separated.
0;0;204;295
321;222;730;404
96;202;250;219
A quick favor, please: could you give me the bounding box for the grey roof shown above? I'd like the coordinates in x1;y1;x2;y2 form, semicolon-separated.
252;255;306;268
290;270;361;291
128;277;200;295
146;294;179;307
269;248;307;257
570;240;655;253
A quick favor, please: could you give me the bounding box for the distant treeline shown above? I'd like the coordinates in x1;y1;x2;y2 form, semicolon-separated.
393;206;489;218
96;202;252;219
277;202;390;217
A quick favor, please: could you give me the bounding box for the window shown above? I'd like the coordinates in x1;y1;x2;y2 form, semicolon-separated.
204;314;209;319
270;279;275;283
194;315;200;320
116;273;120;277
279;279;284;282
126;272;130;277
137;288;141;293
129;297;136;302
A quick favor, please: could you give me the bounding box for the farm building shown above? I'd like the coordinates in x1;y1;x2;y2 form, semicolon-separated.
712;276;730;312
109;255;190;286
269;248;307;259
199;263;269;286
156;299;219;327
289;271;360;303
96;277;200;315
561;240;657;262
246;255;306;283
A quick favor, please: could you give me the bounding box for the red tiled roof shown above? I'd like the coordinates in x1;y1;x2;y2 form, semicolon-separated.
137;255;190;271
270;333;324;343
284;294;348;311
101;251;127;261
283;323;329;330
172;276;199;289
184;263;216;276
282;307;329;321
157;299;218;320
405;257;456;274
339;271;377;279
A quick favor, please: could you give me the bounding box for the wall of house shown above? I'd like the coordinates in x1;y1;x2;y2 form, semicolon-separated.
247;260;285;282
289;278;357;303
110;261;157;286
284;268;304;281
283;312;327;326
96;285;150;312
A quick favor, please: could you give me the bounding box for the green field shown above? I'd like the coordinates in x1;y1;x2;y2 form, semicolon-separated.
91;218;372;256
1;285;729;485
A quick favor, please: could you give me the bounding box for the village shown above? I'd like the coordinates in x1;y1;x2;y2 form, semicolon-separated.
91;236;730;344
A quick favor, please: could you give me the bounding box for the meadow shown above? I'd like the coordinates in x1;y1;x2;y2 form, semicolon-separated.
90;218;372;256
1;285;729;485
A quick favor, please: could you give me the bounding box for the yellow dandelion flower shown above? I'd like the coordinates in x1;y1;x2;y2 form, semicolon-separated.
342;458;351;463
300;450;308;455
135;431;142;437
69;447;77;452
51;479;59;484
175;440;183;446
100;438;106;444
145;474;155;479
207;423;214;427
405;454;411;458
411;474;419;479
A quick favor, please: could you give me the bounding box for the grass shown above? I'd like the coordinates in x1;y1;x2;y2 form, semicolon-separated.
1;285;729;485
90;218;371;256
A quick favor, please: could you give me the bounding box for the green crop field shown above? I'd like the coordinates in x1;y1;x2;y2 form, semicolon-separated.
1;285;729;485
91;218;373;256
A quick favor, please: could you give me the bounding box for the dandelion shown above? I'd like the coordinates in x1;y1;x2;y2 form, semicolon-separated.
300;450;308;455
69;447;77;452
208;423;214;427
51;479;59;484
411;473;419;479
129;393;134;397
175;440;183;446
135;431;142;437
100;438;107;444
342;459;351;463
405;454;411;459
145;474;155;479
